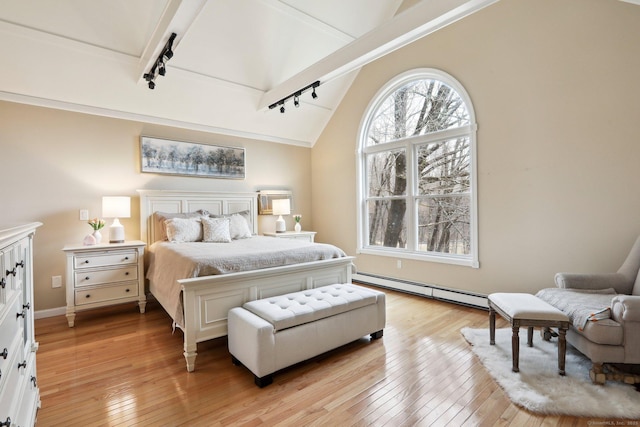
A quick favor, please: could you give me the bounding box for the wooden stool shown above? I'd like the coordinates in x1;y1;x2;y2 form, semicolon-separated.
488;293;570;375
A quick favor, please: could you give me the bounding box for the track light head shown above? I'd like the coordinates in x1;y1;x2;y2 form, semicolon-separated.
280;104;285;113
163;49;173;61
148;81;155;90
294;95;299;108
158;62;166;76
311;87;318;99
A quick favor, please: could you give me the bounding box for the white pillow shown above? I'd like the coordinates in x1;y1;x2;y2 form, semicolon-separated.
229;213;252;239
164;217;203;243
202;217;232;243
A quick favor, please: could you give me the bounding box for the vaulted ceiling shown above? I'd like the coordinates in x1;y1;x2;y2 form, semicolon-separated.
0;0;498;146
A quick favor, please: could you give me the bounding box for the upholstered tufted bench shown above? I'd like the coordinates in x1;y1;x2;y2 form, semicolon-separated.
228;283;386;387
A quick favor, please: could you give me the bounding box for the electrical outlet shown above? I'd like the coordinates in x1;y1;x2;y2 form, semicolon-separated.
80;209;89;221
52;275;62;288
396;260;402;269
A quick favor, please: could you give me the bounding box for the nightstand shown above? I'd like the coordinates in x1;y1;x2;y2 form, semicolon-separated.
63;240;146;327
263;231;316;242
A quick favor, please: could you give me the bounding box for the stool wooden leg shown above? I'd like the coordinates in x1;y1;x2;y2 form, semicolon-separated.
489;307;496;345
527;327;533;347
558;326;567;376
512;325;520;373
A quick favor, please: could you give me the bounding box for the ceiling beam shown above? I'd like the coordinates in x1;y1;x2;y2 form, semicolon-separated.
258;0;499;111
136;0;207;82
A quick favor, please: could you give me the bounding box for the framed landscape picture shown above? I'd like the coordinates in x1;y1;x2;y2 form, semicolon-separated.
140;136;245;179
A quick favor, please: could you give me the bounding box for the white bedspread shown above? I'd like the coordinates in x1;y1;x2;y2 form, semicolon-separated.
146;236;347;327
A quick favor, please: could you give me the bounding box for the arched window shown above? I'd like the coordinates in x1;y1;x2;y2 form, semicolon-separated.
357;69;478;267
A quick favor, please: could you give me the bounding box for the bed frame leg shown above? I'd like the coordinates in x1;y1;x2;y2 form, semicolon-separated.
255;374;273;388
231;355;242;366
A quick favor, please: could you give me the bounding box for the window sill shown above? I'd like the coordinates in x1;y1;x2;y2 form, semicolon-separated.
357;247;479;268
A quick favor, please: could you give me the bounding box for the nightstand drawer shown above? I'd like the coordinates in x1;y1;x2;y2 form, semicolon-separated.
0;294;22;353
74;250;137;269
75;282;139;306
75;266;138;287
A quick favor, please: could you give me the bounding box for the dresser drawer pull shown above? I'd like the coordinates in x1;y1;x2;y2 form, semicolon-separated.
15;260;24;268
0;417;10;427
85;276;90;280
0;348;7;359
124;256;129;260
18;360;27;370
84;260;90;264
85;294;91;299
126;288;130;292
125;272;130;276
6;268;16;277
31;375;37;387
17;309;26;319
0;278;4;289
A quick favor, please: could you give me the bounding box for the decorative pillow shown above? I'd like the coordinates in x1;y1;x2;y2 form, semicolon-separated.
164;217;203;243
211;210;253;239
202;217;232;243
229;214;253;239
154;211;205;241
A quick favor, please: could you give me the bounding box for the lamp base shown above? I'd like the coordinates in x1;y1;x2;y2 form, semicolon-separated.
109;219;125;243
275;215;286;233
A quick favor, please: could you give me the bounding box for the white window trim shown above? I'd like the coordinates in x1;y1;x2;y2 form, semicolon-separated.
356;68;479;268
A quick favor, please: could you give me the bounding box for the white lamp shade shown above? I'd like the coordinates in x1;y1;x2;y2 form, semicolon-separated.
272;198;291;216
102;196;131;219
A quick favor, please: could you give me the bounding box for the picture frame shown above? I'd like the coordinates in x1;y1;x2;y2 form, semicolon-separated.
258;190;293;215
140;136;245;179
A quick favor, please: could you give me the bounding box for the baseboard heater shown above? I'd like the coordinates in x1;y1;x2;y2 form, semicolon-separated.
353;272;488;310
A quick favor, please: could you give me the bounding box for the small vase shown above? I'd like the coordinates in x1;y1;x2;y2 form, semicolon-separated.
83;234;96;246
92;229;102;244
294;222;301;233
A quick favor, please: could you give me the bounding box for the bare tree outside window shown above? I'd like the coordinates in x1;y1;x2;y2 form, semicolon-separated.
362;74;474;260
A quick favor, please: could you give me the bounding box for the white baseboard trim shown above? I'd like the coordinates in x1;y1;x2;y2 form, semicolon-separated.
353;273;488;309
35;306;66;319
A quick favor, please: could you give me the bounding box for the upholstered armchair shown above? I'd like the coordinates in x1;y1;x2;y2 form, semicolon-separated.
537;236;640;384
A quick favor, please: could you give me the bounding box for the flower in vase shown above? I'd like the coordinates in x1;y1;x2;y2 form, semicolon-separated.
88;218;106;230
293;214;302;223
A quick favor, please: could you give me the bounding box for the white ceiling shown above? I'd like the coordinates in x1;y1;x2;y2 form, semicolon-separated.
0;0;498;146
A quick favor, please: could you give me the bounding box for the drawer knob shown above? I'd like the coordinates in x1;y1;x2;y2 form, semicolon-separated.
126;288;130;292
0;348;7;359
85;276;90;280
0;278;4;289
17;360;27;370
31;375;37;387
85;294;91;298
125;272;130;276
17;310;26;319
15;260;24;268
0;417;10;427
6;268;16;277
84;260;90;264
23;302;30;310
124;256;129;260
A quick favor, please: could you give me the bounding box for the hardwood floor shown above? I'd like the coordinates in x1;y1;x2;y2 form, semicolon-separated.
35;286;593;426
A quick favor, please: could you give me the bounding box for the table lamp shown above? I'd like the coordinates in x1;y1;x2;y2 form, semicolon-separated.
272;198;290;233
102;196;131;243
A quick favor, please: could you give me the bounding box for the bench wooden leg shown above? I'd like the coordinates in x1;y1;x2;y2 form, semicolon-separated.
489;307;496;345
255;374;273;388
370;330;383;340
558;327;567;376
511;325;520;373
527;326;533;347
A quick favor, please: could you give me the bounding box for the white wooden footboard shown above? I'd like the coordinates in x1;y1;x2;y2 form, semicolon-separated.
178;256;354;372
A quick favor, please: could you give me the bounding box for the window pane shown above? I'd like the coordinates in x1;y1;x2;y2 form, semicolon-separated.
366;79;470;146
418;196;470;255
367;149;407;197
368;199;407;249
417;137;470;196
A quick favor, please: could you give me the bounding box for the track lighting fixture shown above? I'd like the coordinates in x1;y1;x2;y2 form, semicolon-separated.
143;33;177;90
268;81;320;114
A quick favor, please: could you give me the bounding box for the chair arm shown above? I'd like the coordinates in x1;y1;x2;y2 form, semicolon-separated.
611;295;640;322
554;272;630;292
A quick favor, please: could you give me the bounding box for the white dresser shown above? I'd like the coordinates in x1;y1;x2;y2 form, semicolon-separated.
0;222;42;427
63;241;146;328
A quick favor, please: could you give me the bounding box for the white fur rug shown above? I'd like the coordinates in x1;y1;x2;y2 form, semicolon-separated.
461;327;640;418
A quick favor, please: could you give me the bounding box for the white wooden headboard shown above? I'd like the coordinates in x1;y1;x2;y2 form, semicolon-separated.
137;189;259;244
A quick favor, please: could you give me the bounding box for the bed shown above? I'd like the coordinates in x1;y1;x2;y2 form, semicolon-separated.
138;190;354;372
